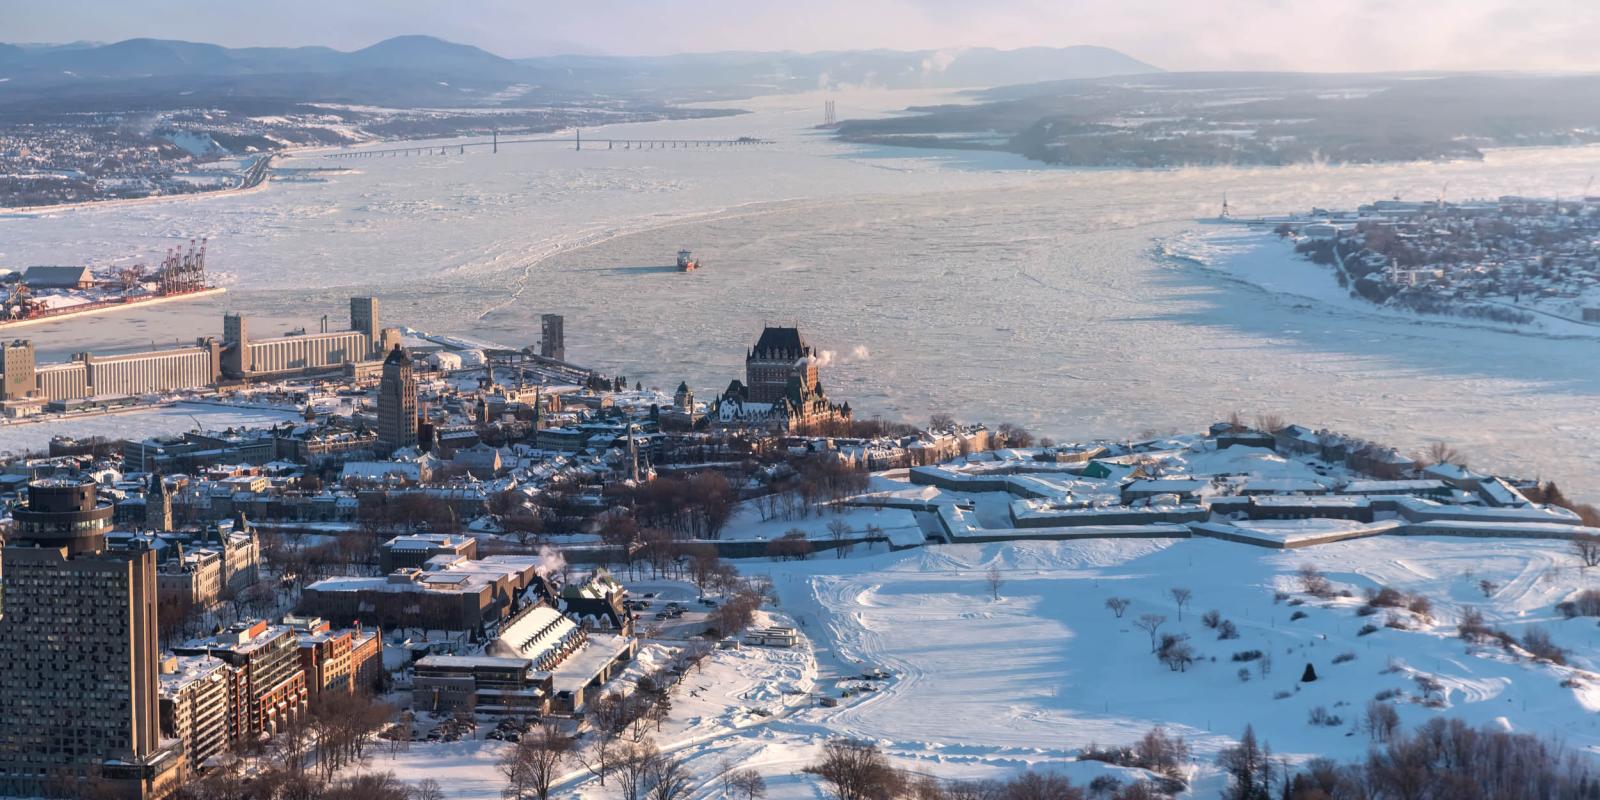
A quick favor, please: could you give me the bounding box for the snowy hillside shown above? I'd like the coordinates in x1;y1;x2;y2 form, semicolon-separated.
372;535;1600;798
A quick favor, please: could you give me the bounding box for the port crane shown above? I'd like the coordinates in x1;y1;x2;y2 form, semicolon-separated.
158;239;208;295
116;264;146;292
0;285;42;321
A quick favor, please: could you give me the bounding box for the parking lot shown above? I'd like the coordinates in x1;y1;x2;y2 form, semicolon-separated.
622;580;720;641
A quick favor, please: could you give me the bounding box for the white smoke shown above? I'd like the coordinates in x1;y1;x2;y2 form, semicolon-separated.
799;346;869;369
536;544;567;579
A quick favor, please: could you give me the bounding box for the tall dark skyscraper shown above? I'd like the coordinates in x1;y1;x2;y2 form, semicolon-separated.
0;479;183;798
376;344;417;456
540;313;565;362
350;296;380;357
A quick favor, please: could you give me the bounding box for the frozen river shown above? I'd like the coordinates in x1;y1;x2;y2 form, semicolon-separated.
3;89;1600;493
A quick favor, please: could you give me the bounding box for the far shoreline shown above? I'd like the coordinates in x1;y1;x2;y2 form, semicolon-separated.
1161;226;1600;342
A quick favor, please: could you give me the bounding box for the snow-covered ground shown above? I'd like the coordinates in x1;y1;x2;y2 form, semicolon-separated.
776;537;1600;794
365;533;1600;799
0;401;303;456
719;500;922;543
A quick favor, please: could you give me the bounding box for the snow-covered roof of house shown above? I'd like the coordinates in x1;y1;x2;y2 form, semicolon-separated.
562;569;625;600
1250;495;1369;508
1478;477;1529;507
1340;479;1446;494
1124;478;1209;493
341;461;422;481
1239;478;1328;494
384;532;468;551
1422;463;1487;482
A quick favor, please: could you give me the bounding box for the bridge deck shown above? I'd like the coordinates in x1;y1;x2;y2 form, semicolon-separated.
325;134;772;158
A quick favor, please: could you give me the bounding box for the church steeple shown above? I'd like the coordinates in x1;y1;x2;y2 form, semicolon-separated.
144;472;173;532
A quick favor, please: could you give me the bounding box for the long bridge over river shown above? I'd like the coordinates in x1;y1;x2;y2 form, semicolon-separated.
325;130;771;159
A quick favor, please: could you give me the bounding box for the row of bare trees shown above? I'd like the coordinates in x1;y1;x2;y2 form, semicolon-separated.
626;472;737;539
169;692;408;800
174;770;434;800
753;456;871;523
502;719;703;800
805;739;1168;800
1222;718;1600;800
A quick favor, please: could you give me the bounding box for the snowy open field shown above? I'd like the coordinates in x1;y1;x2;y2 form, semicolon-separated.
0;401;303;456
364;534;1600;798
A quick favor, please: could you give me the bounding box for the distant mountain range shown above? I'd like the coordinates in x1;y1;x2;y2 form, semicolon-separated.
0;35;1159;109
516;46;1160;98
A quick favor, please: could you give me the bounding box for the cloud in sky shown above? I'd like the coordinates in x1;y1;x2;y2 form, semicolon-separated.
8;0;1600;72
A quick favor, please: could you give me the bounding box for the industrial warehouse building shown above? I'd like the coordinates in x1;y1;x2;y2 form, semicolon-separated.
222;297;398;379
0;338;219;405
0;296;399;412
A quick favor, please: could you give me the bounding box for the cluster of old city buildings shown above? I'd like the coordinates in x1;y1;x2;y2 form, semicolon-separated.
0;320;868;797
1279;196;1600;320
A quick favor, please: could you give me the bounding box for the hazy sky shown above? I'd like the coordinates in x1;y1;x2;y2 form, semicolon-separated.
7;0;1600;72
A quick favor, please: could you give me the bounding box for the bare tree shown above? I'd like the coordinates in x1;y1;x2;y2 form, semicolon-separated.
1255;413;1285;434
1157;633;1195;672
578;692;628;785
1169;587;1192;621
827;518;853;559
615;739;658;800
985;565;1004;601
1134;614;1167;653
804;739;905;800
1105;597;1131;618
1296;564;1331;597
1572;534;1600;569
410;778;445;800
1424;440;1465;467
648;751;694;800
1365;701;1400;743
996;423;1034;449
500;722;572;800
730;769;768;800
